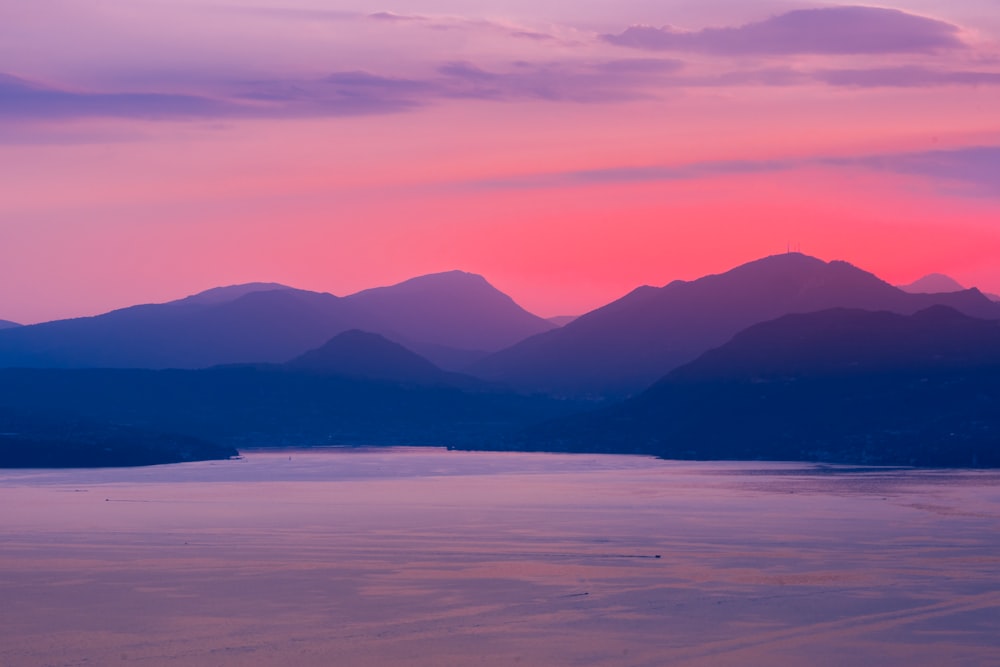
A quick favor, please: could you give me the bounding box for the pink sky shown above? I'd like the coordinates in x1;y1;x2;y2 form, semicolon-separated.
2;1;1000;323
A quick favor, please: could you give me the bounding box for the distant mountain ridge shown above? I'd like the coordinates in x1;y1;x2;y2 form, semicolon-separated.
347;271;554;353
517;306;1000;467
175;282;293;305
470;253;1000;397
899;273;966;294
899;273;1000;302
0;271;553;371
0;320;20;330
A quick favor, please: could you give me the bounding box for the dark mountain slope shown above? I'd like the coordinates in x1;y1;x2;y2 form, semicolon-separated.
518;306;1000;467
472;253;1000;397
0;406;236;468
0;366;582;449
285;329;463;385
0;288;370;369
0;320;20;330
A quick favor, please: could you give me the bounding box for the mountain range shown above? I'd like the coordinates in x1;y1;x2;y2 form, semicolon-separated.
0;271;553;372
900;273;1000;302
514;305;1000;467
0;320;20;330
471;253;1000;397
3;253;1000;467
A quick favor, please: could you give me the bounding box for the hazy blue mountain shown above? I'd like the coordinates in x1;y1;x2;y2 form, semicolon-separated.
0;288;370;369
344;270;554;353
516;306;1000;467
547;315;578;327
471;253;1000;397
285;329;462;385
174;282;294;305
0;271;552;370
898;273;965;293
0;319;20;330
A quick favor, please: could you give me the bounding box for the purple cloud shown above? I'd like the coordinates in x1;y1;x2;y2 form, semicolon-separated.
604;6;965;55
815;66;1000;87
471;158;793;190
470;146;1000;199
215;6;359;22
437;59;683;102
673;65;1000;88
0;73;230;120
0;72;421;121
368;12;427;23
837;147;1000;196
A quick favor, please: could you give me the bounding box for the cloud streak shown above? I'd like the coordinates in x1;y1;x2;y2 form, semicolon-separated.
835;147;1000;196
464;146;1000;199
0;73;233;120
604;6;966;55
815;66;1000;87
7;50;1000;126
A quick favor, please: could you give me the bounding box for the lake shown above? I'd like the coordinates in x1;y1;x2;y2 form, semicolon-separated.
1;448;999;666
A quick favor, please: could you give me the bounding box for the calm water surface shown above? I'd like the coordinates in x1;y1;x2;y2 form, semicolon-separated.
1;448;999;666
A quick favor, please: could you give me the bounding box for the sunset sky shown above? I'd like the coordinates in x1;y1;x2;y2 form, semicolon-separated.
3;0;1000;323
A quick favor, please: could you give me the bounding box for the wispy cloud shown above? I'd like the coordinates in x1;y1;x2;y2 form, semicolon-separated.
604;6;966;55
0;73;233;120
471;158;794;190
673;65;1000;89
223;5;559;42
434;59;682;102
814;66;1000;87
368;11;428;23
9;52;1000;126
463;146;1000;198
834;147;1000;196
211;6;361;22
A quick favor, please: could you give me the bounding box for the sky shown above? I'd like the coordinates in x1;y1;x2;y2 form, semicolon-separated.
2;0;1000;323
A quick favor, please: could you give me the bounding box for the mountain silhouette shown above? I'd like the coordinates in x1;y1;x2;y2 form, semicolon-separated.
0;319;20;330
471;253;1000;397
0;271;551;370
285;329;460;385
899;273;965;293
519;306;1000;467
0;288;369;368
345;270;554;355
900;273;1000;303
174;282;294;305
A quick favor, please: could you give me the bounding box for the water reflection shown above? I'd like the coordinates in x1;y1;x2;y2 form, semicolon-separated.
1;449;998;666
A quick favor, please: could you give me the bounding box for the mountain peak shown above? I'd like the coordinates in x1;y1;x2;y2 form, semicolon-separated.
177;282;295;306
899;273;966;294
362;270;492;293
346;271;553;352
286;329;448;383
471;252;1000;396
